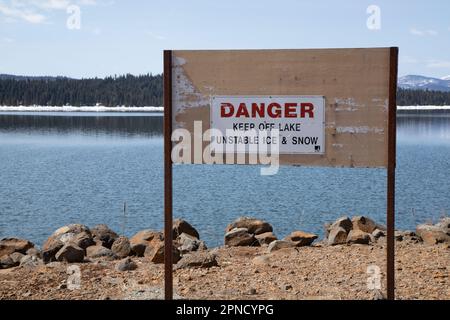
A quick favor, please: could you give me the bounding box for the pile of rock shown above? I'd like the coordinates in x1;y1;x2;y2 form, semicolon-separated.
0;238;39;269
2;215;448;270
416;217;450;245
224;217;275;247
224;217;318;252
129;219;207;265
0;218;210;270
268;231;318;252
325;216;384;245
325;215;450;246
42;224;97;263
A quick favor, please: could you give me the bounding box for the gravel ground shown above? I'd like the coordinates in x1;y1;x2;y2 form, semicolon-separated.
0;240;448;300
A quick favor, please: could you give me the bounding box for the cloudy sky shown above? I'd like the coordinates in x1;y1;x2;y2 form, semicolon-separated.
0;0;449;78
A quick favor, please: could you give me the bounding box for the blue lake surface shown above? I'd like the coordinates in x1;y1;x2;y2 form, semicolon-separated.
0;112;449;247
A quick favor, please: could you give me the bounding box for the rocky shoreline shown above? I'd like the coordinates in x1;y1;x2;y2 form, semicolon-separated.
1;216;449;300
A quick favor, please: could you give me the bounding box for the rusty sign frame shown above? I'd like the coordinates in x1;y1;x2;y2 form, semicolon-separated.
163;47;398;300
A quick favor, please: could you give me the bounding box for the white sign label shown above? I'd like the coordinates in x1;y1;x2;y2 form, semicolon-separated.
210;95;325;154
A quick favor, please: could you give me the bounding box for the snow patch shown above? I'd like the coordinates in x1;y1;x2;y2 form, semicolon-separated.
0;106;163;112
397;105;450;110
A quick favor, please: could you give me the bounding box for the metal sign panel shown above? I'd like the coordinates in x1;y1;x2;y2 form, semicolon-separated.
171;48;391;168
210;95;325;154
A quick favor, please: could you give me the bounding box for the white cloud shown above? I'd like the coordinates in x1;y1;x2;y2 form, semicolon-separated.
0;2;46;23
410;28;438;36
0;0;102;24
427;60;450;68
3;36;14;42
26;0;97;10
31;0;70;10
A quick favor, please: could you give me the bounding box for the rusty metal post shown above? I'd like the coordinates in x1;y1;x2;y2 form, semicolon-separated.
387;46;398;300
163;50;173;300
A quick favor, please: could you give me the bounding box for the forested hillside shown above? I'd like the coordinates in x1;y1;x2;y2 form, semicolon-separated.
1;74;450;107
0;74;162;107
397;88;450;106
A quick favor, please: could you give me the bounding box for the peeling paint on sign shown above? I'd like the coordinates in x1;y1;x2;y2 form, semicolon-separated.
172;56;210;127
336;126;385;134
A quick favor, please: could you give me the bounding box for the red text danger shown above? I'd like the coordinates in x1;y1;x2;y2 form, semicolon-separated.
220;102;314;119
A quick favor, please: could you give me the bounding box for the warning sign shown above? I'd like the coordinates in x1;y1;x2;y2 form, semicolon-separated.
210;95;325;154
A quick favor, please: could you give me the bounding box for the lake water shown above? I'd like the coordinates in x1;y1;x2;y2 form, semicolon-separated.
0;111;449;248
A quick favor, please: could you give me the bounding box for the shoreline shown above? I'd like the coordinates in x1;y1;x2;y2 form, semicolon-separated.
0;106;164;112
1;216;448;300
0;105;449;113
1;243;448;300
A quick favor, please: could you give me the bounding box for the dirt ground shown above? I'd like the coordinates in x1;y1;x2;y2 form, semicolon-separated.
0;240;448;300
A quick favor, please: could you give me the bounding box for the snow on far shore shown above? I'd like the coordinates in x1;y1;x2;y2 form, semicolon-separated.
397;105;450;110
0;105;449;112
0;105;163;112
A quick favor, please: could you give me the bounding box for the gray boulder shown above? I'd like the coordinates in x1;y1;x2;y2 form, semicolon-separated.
351;216;377;234
176;233;207;254
268;240;297;252
175;252;218;269
42;237;64;263
86;245;117;260
145;241;181;264
224;228;258;247
0;255;17;269
327;226;348;245
255;232;277;245
325;216;353;238
115;257;137;271
225;217;273;235
42;224;93;262
416;222;450;245
347;230;371;245
72;231;95;249
55;243;85;263
173;219;200;239
372;229;385;239
0;238;35;258
91;224;119;249
111;236;131;258
284;231;318;246
129;230;163;257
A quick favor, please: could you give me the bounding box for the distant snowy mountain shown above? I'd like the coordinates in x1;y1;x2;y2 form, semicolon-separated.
398;75;450;92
